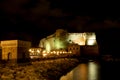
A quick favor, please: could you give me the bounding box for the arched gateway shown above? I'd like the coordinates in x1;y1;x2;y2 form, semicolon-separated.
1;40;31;63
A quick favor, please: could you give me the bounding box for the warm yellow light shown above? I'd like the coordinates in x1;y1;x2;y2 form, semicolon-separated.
69;51;72;53
68;33;86;45
87;39;95;45
47;51;50;54
53;51;56;54
37;50;40;53
45;41;51;52
30;56;34;59
42;50;46;53
31;50;34;53
88;61;99;80
29;49;31;52
60;51;62;54
57;53;59;55
43;53;47;57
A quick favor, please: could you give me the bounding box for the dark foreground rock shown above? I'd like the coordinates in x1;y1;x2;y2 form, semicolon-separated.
0;58;79;80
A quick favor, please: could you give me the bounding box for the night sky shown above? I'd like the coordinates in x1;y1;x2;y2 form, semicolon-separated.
0;0;120;52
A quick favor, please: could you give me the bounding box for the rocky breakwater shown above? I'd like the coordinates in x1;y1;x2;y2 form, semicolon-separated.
0;58;79;80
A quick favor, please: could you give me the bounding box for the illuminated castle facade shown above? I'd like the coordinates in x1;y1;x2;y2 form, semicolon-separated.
39;29;97;52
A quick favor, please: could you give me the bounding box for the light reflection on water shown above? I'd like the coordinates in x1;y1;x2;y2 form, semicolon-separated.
60;61;99;80
88;61;99;80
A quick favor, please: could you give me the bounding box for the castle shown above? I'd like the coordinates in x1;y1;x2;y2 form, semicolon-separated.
39;29;97;52
0;29;99;62
37;29;99;58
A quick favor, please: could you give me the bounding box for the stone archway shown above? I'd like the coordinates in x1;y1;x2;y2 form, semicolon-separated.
7;52;12;61
1;40;31;63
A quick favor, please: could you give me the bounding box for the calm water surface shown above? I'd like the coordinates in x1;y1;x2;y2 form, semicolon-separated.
60;60;100;80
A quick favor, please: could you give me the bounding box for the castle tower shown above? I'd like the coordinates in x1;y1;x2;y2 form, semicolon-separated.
1;40;31;63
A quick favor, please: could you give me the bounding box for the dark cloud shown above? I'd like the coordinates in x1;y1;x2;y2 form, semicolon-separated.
67;16;92;31
0;0;120;47
0;0;28;14
0;0;71;31
1;0;119;31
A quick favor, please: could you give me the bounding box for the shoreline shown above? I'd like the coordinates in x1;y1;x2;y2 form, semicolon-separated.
0;58;79;80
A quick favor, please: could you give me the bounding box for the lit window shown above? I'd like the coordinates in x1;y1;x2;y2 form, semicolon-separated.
87;39;96;45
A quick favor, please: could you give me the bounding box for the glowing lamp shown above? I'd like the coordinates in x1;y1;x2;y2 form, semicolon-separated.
29;49;31;52
37;50;40;53
43;53;47;57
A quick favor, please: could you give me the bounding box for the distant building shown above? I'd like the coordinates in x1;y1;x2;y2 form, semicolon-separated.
39;29;68;52
39;29;98;56
67;43;80;56
0;40;31;63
